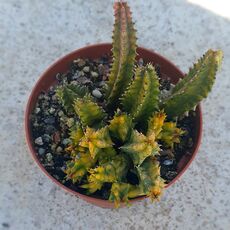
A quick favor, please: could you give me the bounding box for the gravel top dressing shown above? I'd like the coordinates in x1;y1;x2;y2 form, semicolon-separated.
30;55;196;199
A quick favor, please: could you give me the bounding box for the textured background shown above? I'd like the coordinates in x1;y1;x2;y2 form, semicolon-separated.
0;0;230;229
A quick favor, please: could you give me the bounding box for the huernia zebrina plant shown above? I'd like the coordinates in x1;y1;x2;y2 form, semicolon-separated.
56;1;223;207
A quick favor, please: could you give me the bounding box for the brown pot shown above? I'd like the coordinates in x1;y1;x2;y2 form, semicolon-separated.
25;43;202;208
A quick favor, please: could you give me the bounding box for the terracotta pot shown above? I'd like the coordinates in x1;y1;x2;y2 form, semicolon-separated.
25;43;202;208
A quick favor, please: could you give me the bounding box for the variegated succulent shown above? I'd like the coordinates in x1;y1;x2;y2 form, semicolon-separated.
56;1;222;207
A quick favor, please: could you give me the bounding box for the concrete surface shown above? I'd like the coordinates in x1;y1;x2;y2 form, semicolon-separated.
0;0;230;229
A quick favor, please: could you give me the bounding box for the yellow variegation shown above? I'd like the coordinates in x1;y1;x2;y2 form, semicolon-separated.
109;182;145;208
147;111;166;137
109;113;132;142
137;157;165;200
121;130;160;166
97;147;117;165
81;155;128;193
158;122;185;148
79;127;113;158
74;95;106;128
65;152;96;183
69;123;84;146
81;180;103;194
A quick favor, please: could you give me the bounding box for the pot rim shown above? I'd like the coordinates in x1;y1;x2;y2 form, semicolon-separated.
24;43;202;208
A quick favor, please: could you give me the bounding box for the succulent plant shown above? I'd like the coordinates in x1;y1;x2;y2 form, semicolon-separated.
56;1;222;207
161;49;223;117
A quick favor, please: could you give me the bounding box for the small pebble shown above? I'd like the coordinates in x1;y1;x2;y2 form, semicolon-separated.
33;121;39;127
103;83;108;90
75;71;84;79
49;107;56;114
43;95;50;101
71;80;78;85
43;134;51;143
77;76;91;85
102;74;108;81
45;125;56;134
38;148;45;155
38;94;45;100
51;144;57;152
58;111;64;117
138;58;144;66
67;118;75;127
92;89;102;98
83;66;90;73
59;115;68;123
44;116;55;125
61;166;66;172
51;94;57;101
35;137;43;146
56;146;63;153
43;110;49;116
91;71;99;78
165;171;177;180
98;81;105;87
56;73;62;81
163;159;174;166
98;64;105;75
53;131;61;144
48;88;55;95
170;83;175;88
62;138;71;146
35;107;41;114
75;59;85;67
46;153;53;162
161;149;173;157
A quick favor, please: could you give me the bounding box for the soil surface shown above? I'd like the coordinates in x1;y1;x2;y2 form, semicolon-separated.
30;56;196;199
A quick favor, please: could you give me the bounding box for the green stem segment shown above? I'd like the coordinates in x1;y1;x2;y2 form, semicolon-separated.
106;2;137;109
74;95;106;128
121;64;159;122
161;49;223;117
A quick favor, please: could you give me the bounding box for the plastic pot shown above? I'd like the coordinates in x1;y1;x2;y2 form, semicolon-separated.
25;43;202;208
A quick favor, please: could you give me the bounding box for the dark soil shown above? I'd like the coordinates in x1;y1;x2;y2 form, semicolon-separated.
30;55;196;199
